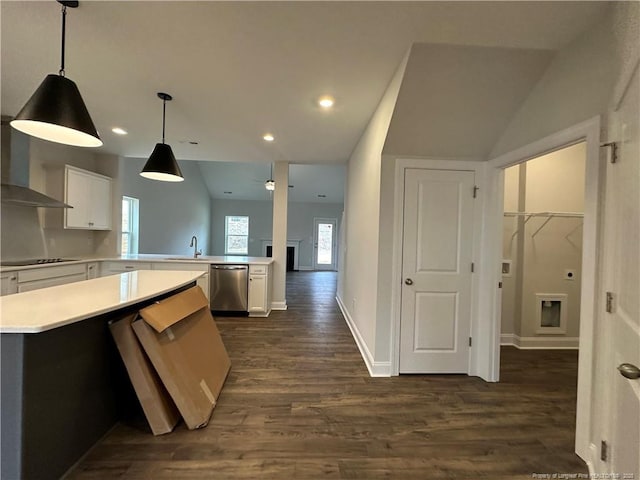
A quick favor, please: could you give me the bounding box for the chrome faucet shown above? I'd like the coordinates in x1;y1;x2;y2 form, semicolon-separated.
189;235;202;258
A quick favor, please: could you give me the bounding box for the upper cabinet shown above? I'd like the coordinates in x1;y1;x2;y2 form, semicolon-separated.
47;165;112;230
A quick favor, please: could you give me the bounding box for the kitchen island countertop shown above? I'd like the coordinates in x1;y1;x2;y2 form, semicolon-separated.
0;270;204;334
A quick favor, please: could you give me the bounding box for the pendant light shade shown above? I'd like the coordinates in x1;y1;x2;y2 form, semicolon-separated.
265;163;275;191
140;92;184;182
10;1;102;148
141;143;184;182
11;74;102;147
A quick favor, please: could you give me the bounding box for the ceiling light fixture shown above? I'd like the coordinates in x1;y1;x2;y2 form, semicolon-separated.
265;163;275;191
10;1;102;148
318;96;335;109
140;92;184;182
111;127;127;135
263;133;275;142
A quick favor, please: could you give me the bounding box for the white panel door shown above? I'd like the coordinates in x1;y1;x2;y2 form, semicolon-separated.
400;169;475;373
605;65;640;477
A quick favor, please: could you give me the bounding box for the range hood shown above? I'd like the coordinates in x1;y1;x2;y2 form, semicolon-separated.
1;117;71;208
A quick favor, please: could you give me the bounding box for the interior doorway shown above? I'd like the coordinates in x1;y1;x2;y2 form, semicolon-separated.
500;142;586;351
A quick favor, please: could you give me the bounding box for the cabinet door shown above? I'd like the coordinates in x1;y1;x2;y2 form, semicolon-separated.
87;263;99;279
1;273;18;296
65;168;90;228
18;272;87;293
248;274;267;313
89;175;112;230
151;262;210;302
64;166;112;230
196;273;209;302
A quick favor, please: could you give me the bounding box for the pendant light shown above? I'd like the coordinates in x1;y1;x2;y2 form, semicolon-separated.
265;164;275;191
10;1;102;148
140;93;184;182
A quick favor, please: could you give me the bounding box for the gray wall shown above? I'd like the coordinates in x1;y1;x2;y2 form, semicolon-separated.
210;198;343;269
0;135;120;261
121;158;211;255
210;199;272;257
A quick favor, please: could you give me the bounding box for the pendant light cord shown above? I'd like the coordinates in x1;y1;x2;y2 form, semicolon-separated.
161;98;166;144
59;5;67;76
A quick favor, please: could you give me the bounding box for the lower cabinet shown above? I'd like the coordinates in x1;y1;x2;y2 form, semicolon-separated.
248;264;271;317
1;272;18;296
100;262;152;276
16;264;88;293
150;262;210;302
86;262;99;279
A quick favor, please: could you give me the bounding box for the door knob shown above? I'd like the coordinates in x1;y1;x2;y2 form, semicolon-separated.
618;363;640;380
405;278;413;285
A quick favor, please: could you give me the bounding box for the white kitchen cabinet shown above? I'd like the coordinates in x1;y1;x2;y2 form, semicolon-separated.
151;262;210;302
16;263;88;293
101;262;152;276
1;272;18;296
46;165;112;230
86;262;99;279
65;166;112;230
248;264;271;317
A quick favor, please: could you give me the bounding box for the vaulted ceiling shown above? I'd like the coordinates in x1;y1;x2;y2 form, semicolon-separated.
1;1;608;167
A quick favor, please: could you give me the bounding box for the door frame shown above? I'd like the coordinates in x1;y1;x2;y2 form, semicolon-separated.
390;158;486;377
481;116;602;467
313;217;338;271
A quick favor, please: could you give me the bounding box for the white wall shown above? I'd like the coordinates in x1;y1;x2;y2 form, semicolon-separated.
490;9;616;157
339;51;409;366
502;143;586;343
121;158;211;255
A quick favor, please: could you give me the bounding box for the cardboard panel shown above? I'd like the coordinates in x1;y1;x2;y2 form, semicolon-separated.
133;287;231;430
109;315;181;435
139;286;210;333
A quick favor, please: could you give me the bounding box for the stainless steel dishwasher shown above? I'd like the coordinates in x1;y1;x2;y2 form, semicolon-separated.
209;264;248;312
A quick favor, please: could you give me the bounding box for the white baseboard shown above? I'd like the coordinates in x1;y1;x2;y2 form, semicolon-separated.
297;266;313;271
271;301;288;311
335;295;391;377
500;333;579;349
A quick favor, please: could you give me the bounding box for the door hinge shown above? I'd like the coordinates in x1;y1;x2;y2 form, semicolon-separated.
498;281;503;289
468;337;472;347
471;262;475;273
473;185;479;198
600;440;608;462
606;292;614;313
601;142;618;164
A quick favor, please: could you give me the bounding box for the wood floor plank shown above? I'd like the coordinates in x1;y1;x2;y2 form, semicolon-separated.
65;271;586;479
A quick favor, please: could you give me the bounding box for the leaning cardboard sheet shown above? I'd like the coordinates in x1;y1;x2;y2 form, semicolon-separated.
110;286;231;434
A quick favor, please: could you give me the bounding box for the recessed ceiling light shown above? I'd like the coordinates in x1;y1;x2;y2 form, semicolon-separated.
112;127;128;135
263;133;275;142
318;96;334;109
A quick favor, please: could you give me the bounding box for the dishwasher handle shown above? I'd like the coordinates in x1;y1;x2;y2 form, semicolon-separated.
210;265;247;270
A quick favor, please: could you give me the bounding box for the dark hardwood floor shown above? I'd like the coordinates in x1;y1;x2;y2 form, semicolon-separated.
66;271;586;479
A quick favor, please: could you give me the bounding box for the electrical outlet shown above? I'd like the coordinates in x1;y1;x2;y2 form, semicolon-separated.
564;269;576;281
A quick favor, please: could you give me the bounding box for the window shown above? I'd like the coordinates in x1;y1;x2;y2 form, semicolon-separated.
121;196;139;255
225;216;249;255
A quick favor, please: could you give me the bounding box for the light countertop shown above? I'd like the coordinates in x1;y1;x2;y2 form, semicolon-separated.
0;254;274;272
0;270;204;334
